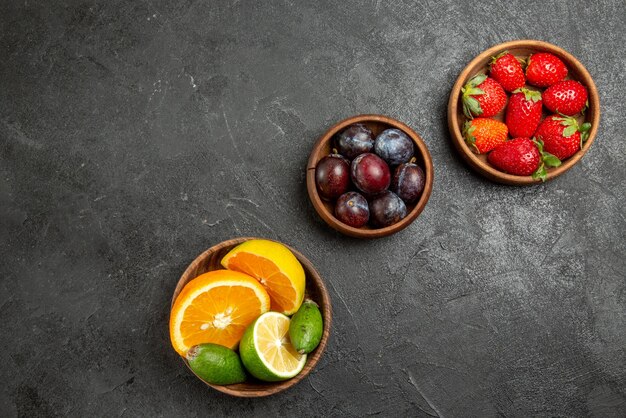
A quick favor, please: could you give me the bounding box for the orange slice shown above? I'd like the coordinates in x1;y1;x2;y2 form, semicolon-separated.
220;239;305;315
169;270;270;356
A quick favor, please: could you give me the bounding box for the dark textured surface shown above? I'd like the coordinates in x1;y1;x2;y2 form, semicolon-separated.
1;0;625;416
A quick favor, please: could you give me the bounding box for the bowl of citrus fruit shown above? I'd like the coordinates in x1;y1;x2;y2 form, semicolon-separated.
169;237;331;397
448;40;600;185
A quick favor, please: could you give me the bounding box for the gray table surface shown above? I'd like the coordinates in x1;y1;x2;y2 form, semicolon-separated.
1;0;625;416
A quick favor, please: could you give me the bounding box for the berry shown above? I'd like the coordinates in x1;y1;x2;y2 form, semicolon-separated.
374;129;414;166
391;159;425;203
335;123;375;159
461;74;507;118
350;153;391;195
543;80;588;116
463;118;508;154
487;137;561;181
334;192;369;228
368;191;407;228
488;137;539;176
525;52;568;88
489;51;525;92
315;153;350;201
535;115;592;160
505;88;543;138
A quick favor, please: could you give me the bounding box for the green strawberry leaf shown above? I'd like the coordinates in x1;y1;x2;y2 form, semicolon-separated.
463;122;479;152
519;88;542;102
463;121;475;140
490;50;509;67
494;50;509;60
465;87;485;96
532;164;548;182
468;73;487;87
462;103;472;119
556;118;571;127
543;153;562;168
462;96;483;118
520;55;529;70
468;96;483;112
534;138;561;172
581;131;590;143
463;95;483;119
563;125;577;137
462;76;487;118
581;99;589;116
557;114;573;122
579;124;592;146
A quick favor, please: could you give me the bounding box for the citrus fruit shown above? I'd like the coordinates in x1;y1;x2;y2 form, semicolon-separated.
169;270;270;356
239;312;307;382
186;343;247;385
220;239;305;315
288;300;323;354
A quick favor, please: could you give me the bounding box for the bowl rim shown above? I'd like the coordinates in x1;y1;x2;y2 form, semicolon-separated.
447;39;600;185
171;237;333;397
306;114;434;238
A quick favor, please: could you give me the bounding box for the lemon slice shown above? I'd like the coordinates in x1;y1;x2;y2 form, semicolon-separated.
239;312;307;382
221;239;305;315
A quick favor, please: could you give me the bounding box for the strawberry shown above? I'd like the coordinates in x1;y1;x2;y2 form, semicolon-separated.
461;74;507;118
525;52;568;87
489;51;525;92
488;137;561;181
505;88;543;138
543;80;588;115
535;115;592;160
463;118;508;154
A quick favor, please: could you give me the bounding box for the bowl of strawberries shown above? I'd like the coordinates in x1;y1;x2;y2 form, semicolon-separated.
448;40;600;185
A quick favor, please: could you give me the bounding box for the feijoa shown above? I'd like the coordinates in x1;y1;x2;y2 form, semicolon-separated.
186;343;247;385
288;300;323;354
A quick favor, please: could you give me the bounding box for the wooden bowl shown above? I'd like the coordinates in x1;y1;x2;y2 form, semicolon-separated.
306;114;433;238
171;237;332;397
447;40;600;185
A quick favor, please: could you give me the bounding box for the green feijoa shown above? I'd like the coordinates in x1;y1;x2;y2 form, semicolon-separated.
288;300;323;354
186;343;246;385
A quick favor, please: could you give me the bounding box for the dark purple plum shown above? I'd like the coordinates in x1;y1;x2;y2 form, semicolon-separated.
315;154;350;201
391;160;425;203
369;191;407;228
335;192;369;228
336;124;375;159
351;153;391;195
374;129;414;166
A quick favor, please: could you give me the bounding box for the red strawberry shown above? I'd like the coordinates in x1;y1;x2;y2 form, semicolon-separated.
463;118;508;154
543;80;588;115
525;52;568;87
489;51;525;92
461;74;507;118
535;115;592;160
488;137;561;180
506;88;543;138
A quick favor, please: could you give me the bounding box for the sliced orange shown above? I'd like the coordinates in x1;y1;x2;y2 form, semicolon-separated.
220;239;305;315
169;270;270;356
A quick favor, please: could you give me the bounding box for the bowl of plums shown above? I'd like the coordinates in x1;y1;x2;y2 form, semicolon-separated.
306;114;433;238
448;40;600;185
